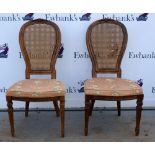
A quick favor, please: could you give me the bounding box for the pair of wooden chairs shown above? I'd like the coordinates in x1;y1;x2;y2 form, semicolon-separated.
6;19;143;138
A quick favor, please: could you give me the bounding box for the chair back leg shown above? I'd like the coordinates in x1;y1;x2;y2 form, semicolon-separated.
25;101;30;117
89;99;95;116
53;101;60;117
117;101;121;116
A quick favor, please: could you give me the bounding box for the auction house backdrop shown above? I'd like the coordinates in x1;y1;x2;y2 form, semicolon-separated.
0;13;155;108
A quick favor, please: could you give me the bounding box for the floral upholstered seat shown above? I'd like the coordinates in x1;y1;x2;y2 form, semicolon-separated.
7;79;66;98
84;78;143;96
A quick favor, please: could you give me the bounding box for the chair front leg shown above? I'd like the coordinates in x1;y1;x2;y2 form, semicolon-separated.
85;95;91;136
60;98;65;137
7;97;15;137
135;95;143;136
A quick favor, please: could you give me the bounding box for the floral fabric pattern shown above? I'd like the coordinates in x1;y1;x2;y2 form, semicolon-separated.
7;79;66;98
84;78;143;96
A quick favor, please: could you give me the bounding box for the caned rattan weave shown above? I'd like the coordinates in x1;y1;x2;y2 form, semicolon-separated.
91;22;124;70
24;23;56;71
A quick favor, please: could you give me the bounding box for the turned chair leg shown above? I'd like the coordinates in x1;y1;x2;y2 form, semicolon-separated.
7;98;15;137
60;99;65;137
135;96;143;136
89;99;95;116
53;101;60;117
117;101;121;116
25;101;29;117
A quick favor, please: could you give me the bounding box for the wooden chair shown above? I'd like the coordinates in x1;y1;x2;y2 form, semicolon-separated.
6;19;65;137
84;19;144;136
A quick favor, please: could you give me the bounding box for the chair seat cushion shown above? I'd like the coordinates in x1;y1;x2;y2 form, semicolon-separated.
84;78;143;96
6;79;66;98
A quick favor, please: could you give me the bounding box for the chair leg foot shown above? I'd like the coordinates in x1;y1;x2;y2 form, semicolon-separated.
11;129;15;137
135;128;139;136
85;128;88;136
